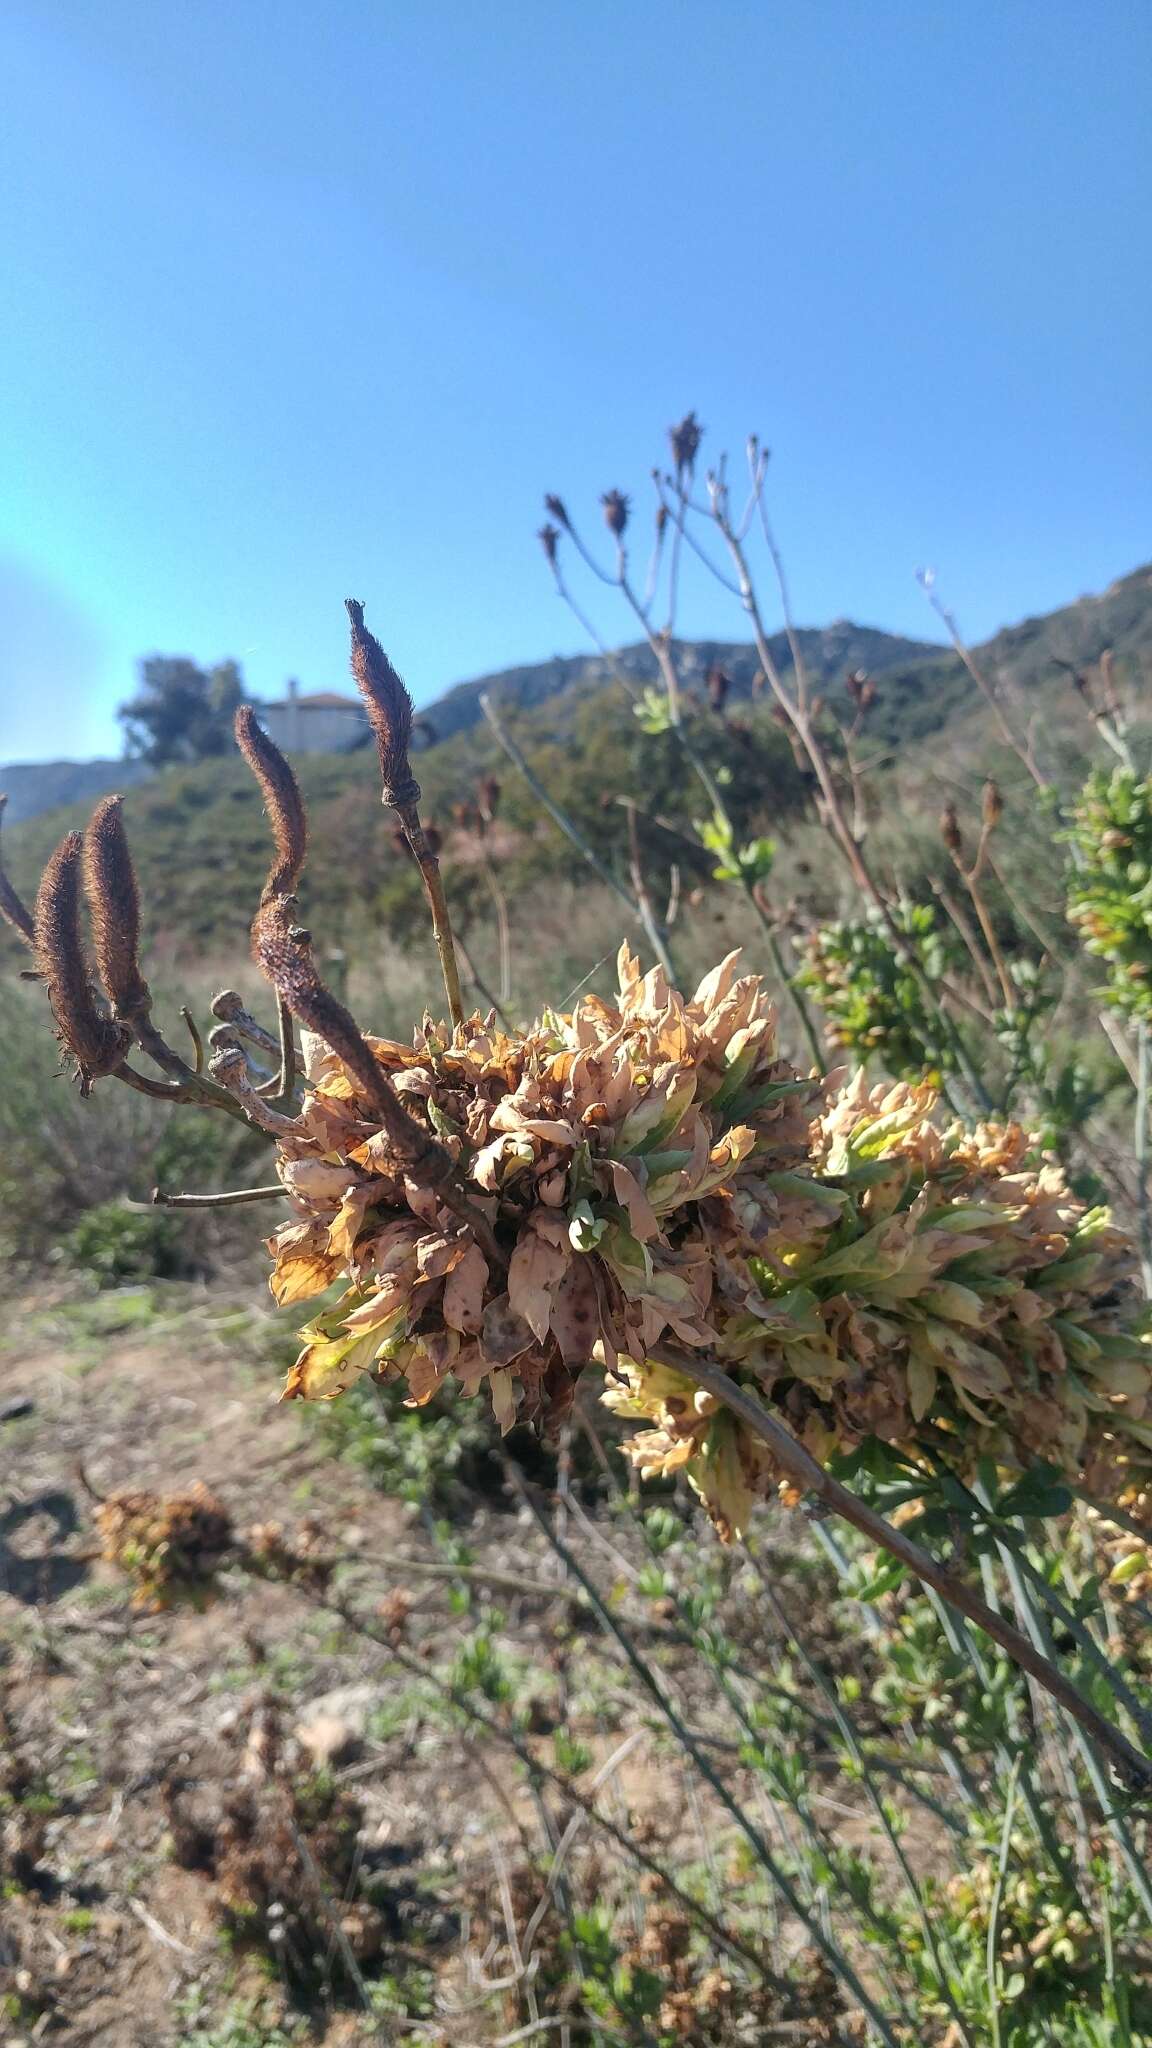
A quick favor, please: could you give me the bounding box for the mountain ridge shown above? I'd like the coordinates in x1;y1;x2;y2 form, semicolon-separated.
3;561;1149;827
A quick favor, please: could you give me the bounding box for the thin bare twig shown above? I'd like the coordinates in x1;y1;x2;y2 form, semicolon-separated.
151;1183;286;1209
179;1005;205;1074
918;572;1049;791
0;793;35;946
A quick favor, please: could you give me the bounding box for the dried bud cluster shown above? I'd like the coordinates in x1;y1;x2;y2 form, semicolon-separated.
845;669;877;713
982;777;1004;832
706;665;731;714
940;803;964;859
669;410;703;477
258;949;1150;1538
601;489;630;538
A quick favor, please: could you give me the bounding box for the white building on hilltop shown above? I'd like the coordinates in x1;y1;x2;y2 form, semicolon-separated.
257;678;371;754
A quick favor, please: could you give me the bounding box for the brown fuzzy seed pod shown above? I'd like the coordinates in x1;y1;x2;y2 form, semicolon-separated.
251;896;424;1159
477;775;501;822
249;893;500;1265
538;522;560;566
345;600;419;809
0;794;35;947
543;493;570;530
981;777;1004;832
706;666;730;713
940;804;964;858
234;706;308;903
84;796;152;1018
34;832;131;1093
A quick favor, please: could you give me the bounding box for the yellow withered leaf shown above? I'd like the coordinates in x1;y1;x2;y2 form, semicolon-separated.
268;1223;341;1306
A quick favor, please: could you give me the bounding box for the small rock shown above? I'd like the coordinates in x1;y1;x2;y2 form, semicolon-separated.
294;1682;382;1768
0;1396;33;1423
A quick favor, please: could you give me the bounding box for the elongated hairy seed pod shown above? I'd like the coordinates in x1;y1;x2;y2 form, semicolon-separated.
345;599;419;808
982;777;1004;831
234;705;308;902
251;892;499;1260
940;803;964;859
251;895;432;1166
0;794;35;947
34;832;132;1093
84;795;151;1018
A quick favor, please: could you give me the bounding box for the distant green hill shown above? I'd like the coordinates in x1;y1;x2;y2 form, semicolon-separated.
3;562;1149;968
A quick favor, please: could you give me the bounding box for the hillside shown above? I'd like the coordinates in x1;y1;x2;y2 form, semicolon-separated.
419;617;945;745
2;561;1149;973
0;618;937;828
0;754;152;826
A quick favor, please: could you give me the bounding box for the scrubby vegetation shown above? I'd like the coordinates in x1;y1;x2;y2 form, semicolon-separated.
4;416;1152;2044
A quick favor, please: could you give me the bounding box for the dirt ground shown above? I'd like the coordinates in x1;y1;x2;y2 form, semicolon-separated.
0;1280;885;2048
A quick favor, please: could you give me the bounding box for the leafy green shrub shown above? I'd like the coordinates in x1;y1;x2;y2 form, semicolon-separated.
59;1201;188;1285
795;899;961;1080
319;1375;501;1511
1068;765;1152;1019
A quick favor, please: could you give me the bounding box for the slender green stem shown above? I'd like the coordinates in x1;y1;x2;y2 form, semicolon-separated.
508;1462;904;2047
622;798;679;987
627;1545;922;2027
983;1508;1152;1926
923;1586;1076;1882
986;1753;1022;2048
653;1344;1152;1792
746;884;825;1067
741;1549;974;2045
1136;1019;1152;1298
294;1583;790;1995
1006;1539;1152;1744
397;800;466;1028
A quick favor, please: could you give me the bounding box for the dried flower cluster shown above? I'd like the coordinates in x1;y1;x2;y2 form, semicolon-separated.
95;1481;234;1609
266;945;815;1437
261;947;1151;1539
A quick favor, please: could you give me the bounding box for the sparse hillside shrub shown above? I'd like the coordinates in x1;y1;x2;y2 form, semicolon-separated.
59;1199;187;1285
6;531;1152;2047
1068;765;1152;1019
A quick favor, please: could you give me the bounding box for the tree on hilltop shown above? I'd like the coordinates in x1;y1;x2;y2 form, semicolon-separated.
118;656;247;765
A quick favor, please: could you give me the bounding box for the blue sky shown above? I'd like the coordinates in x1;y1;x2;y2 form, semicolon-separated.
1;2;1149;764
